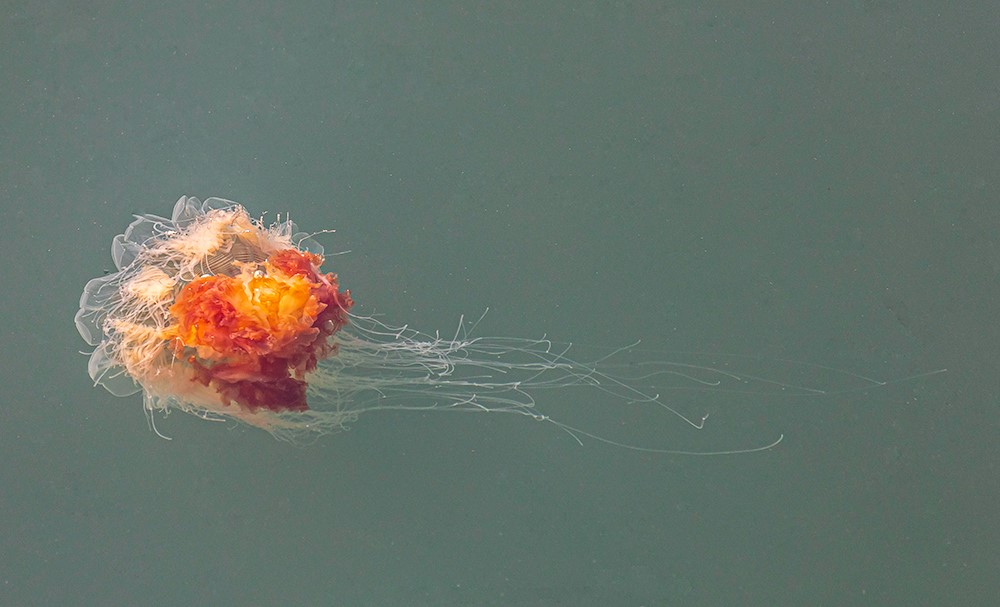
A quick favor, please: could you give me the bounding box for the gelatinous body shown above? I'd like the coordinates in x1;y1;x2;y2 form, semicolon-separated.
77;196;940;452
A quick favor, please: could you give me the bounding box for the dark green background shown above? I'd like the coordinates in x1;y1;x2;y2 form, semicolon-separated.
1;2;994;605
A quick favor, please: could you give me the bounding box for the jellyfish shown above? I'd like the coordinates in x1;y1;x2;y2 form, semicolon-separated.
75;196;940;453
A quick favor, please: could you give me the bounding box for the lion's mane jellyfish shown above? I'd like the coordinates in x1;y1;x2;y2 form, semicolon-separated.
78;197;939;452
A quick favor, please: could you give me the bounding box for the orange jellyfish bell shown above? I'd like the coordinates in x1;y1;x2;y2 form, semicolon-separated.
76;196;354;435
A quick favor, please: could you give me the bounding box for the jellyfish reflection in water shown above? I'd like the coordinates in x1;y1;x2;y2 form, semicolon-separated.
75;197;938;454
